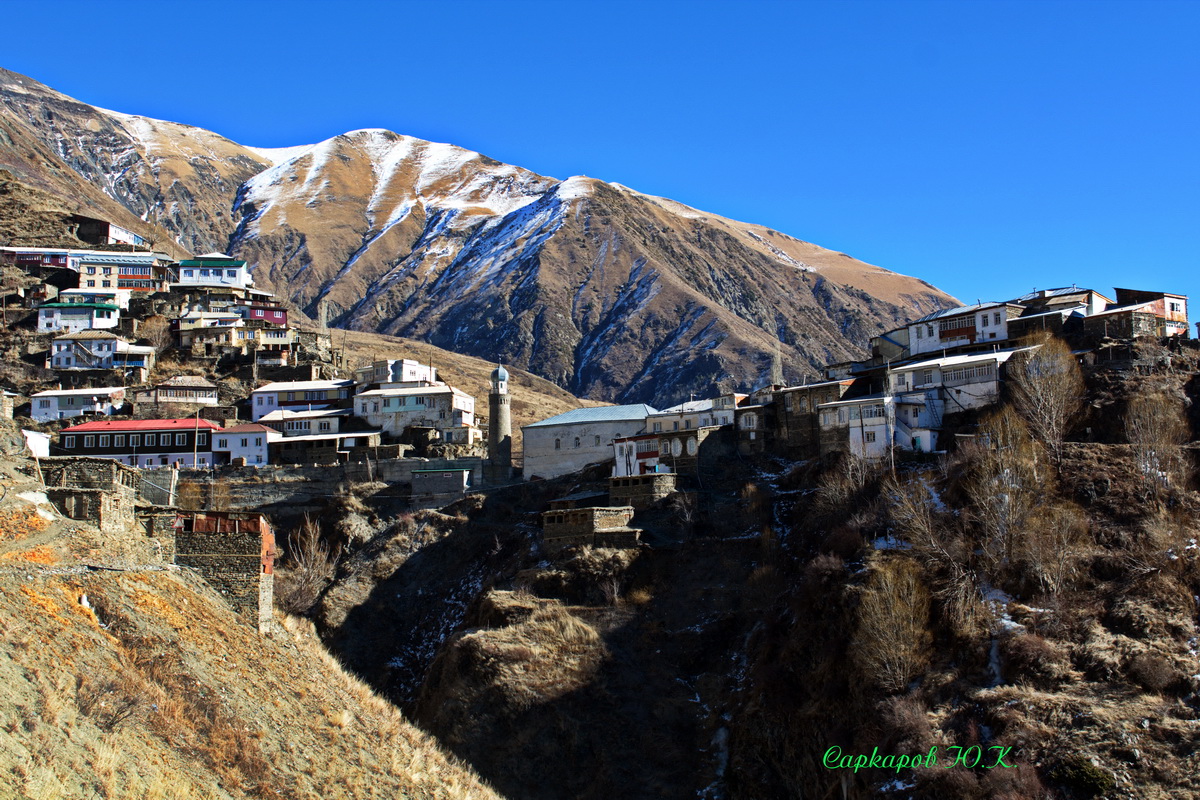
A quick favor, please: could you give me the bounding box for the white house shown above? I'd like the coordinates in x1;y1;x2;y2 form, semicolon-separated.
49;331;124;370
907;302;1024;357
258;407;352;436
135;375;221;408
31;386;126;422
37;296;120;333
212;423;279;466
522;404;658;481
354;385;478;441
249;379;356;421
174;254;254;289
353;358;439;389
645;393;742;434
59;287;132;310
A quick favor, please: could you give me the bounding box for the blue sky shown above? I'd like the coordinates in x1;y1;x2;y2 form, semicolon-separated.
5;0;1198;322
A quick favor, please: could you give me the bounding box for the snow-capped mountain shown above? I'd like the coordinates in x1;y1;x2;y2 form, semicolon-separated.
0;67;955;404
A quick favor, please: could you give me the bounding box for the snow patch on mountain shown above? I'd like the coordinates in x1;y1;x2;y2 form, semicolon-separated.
245;143;316;166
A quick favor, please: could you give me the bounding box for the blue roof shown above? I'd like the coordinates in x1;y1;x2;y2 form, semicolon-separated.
524;404;659;429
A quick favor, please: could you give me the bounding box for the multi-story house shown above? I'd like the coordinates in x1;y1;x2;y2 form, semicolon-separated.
55;418;222;467
354;385;479;442
134;375;220;408
30;386;126;423
908;302;1026;357
48;331;158;376
211;423;279;466
49;331;124;370
249;379;356;421
353;358;439;390
37;294;120;333
174;254;254;290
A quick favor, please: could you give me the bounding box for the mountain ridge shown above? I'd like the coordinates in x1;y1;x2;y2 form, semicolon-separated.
0;67;957;405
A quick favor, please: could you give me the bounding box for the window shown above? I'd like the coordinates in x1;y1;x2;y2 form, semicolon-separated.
199;269;209;277
39;399;50;408
227;269;237;277
652;422;661;432
114;435;125;447
319;421;331;432
255;437;262;446
595;435;601;446
256;455;263;463
865;431;877;443
99;435;110;447
554;438;561;450
218;438;228;448
86;280;96;287
197;433;207;446
994;312;1001;325
241;438;249;447
145;434;156;446
63;435;75;448
574;437;581;448
256;396;264;406
981;314;989;327
175;433;186;446
183;269;193;277
84;435;95;448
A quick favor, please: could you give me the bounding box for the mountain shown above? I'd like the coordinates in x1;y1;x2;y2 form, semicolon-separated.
0;67;956;405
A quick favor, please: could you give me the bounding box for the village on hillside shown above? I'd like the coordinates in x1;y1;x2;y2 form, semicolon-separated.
0;226;1193;559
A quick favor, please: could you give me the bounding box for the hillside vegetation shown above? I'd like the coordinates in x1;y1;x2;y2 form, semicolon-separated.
0;452;499;800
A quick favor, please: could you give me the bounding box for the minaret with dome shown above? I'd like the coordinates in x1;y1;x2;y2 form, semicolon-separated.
486;364;512;481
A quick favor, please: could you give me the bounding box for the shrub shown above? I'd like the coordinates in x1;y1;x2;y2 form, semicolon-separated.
851;558;932;693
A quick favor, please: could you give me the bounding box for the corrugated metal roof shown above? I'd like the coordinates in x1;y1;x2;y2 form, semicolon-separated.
252;380;355;393
910;301;1020;324
63;418;222;432
53;330;121;340
524;404;658;429
32;386;125;397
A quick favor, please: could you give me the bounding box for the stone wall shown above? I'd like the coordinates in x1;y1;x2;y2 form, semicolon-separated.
45;486;137;534
608;473;677;510
541;506;639;554
174;512;274;633
164;458;483;513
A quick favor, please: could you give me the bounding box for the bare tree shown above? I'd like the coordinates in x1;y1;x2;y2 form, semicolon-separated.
851;557;932;693
1126;390;1190;496
967;407;1043;569
1006;333;1084;462
276;514;339;614
139;315;174;355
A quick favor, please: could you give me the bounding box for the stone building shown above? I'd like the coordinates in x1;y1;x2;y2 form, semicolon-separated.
522;404;658;481
486;365;512;483
174;511;276;633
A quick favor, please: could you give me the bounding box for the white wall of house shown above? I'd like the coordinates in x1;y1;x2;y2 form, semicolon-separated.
355;387;475;436
31;388;124;422
177;264;252;288
524;420;640;480
37;305;119;333
213;428;277;465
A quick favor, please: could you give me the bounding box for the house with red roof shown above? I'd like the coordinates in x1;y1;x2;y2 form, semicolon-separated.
56;417;223;468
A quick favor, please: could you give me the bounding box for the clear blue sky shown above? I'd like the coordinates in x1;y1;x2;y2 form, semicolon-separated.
5;0;1198;323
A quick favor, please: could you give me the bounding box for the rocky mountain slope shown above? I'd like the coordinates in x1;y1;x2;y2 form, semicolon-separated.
0;67;956;405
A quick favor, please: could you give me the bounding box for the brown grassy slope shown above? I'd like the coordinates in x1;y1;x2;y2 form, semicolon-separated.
0;468;500;800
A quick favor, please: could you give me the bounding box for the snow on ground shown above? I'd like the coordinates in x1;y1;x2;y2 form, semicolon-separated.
244;143;316;166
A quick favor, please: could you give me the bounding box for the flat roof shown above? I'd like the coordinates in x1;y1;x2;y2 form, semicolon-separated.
253;380;355;392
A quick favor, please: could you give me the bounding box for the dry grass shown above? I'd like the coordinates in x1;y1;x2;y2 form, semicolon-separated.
0;554;502;800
